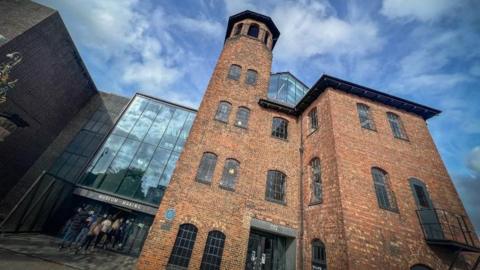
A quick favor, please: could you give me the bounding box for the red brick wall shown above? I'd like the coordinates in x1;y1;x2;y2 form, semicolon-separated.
138;16;479;270
325;88;478;269
138;18;302;270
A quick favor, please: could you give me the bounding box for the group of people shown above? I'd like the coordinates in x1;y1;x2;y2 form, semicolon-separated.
59;206;135;253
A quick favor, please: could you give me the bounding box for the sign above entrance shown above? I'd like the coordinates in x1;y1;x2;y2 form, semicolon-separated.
73;188;158;215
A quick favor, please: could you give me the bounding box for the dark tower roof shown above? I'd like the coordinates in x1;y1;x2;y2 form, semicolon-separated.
225;10;281;49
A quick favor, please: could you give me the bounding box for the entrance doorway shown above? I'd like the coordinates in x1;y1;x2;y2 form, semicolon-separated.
245;230;287;270
62;196;154;256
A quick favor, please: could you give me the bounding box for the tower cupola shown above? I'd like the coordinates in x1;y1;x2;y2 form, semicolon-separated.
224;10;280;50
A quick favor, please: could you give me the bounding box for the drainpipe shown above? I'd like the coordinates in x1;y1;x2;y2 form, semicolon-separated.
299;117;305;270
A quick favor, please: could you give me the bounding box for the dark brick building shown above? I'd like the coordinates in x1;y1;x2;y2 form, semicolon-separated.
137;11;479;270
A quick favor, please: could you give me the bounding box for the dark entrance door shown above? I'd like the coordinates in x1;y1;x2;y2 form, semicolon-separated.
245;230;286;270
409;178;444;240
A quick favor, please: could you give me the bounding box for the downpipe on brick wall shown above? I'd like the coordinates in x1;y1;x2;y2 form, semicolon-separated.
299;118;305;270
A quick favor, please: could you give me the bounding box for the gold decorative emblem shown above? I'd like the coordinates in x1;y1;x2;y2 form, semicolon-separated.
0;52;23;104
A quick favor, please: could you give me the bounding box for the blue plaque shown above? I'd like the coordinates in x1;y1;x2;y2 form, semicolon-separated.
165;208;176;221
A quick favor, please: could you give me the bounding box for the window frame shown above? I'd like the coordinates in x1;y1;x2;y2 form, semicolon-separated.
195;152;218;184
167;223;198;269
371;167;398;212
200;230;226;270
214;101;232;123
227;64;241;81
310;158;322;204
245;69;258;86
265;170;287;204
233;23;243;36
356;103;376;131
247;23;260;38
308;107;319;132
219;158;240;191
264;31;270;45
235;106;250;129
387;112;408;140
271;117;288;140
312;239;327;270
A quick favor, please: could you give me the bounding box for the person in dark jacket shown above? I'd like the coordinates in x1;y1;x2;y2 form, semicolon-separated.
59;207;89;249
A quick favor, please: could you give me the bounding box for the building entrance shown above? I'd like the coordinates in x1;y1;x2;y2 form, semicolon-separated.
65;196;154;256
245;230;287;270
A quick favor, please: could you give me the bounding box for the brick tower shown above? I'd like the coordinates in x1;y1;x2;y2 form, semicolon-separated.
137;10;303;270
138;10;479;270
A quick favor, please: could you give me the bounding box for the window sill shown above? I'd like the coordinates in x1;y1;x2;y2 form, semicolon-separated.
234;124;248;130
309;199;323;206
393;136;410;142
265;197;286;206
214;118;228;124
306;128;318;138
361;126;377;132
379;206;400;214
271;135;288;142
219;185;235;192
196;179;212;185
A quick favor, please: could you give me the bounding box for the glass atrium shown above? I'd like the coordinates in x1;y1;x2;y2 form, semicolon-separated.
79;95;196;205
268;72;309;106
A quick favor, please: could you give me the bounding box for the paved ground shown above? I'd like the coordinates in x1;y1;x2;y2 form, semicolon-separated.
0;234;137;270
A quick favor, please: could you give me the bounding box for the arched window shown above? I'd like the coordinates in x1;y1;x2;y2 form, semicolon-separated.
235;107;250;128
220;159;240;190
200;230;226;270
308;107;318;131
387;112;407;139
371;167;397;211
168;223;198;269
264;31;269;45
247;23;259;38
196;152;217;183
245;69;258;85
410;264;432;270
357;103;375;130
227;64;241;80
312;239;327;270
215;101;231;123
272;117;288;140
310;158;322;203
266;170;286;203
234;23;243;36
409;178;432;209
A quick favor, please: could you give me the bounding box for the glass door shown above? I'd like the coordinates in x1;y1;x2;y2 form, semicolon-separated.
245;230;286;270
409;178;444;240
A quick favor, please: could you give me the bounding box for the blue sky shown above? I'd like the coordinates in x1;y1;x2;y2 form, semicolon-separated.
36;0;480;232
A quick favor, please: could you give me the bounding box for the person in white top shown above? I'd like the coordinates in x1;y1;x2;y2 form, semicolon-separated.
94;214;112;248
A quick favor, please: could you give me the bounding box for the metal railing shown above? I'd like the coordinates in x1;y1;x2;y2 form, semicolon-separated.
416;208;479;250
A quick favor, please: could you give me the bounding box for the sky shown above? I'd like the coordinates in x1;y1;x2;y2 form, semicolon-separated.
35;0;480;233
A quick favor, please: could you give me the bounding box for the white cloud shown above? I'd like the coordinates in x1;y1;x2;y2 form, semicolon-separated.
224;0;257;15
271;1;382;61
380;0;462;22
467;147;480;173
35;0;223;107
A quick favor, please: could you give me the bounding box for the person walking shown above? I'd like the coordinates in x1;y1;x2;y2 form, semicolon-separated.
94;214;112;248
73;210;96;248
59;207;88;249
79;215;104;252
110;218;123;249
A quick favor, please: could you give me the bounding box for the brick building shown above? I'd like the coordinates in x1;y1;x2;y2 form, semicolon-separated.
1;2;479;269
137;10;479;270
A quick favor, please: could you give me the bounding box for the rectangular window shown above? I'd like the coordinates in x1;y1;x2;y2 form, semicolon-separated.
357;103;375;130
308;108;318;131
272;117;288;140
387;112;408;139
266;170;286;203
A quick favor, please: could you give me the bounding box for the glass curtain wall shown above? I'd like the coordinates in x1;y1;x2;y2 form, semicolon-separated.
268;73;309;106
79;95;195;205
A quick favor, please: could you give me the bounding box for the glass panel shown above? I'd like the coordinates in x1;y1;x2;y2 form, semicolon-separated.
168;224;198;268
98;138;141;192
144;105;174;145
159;109;188;150
116;143;156;197
175;112;194;152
